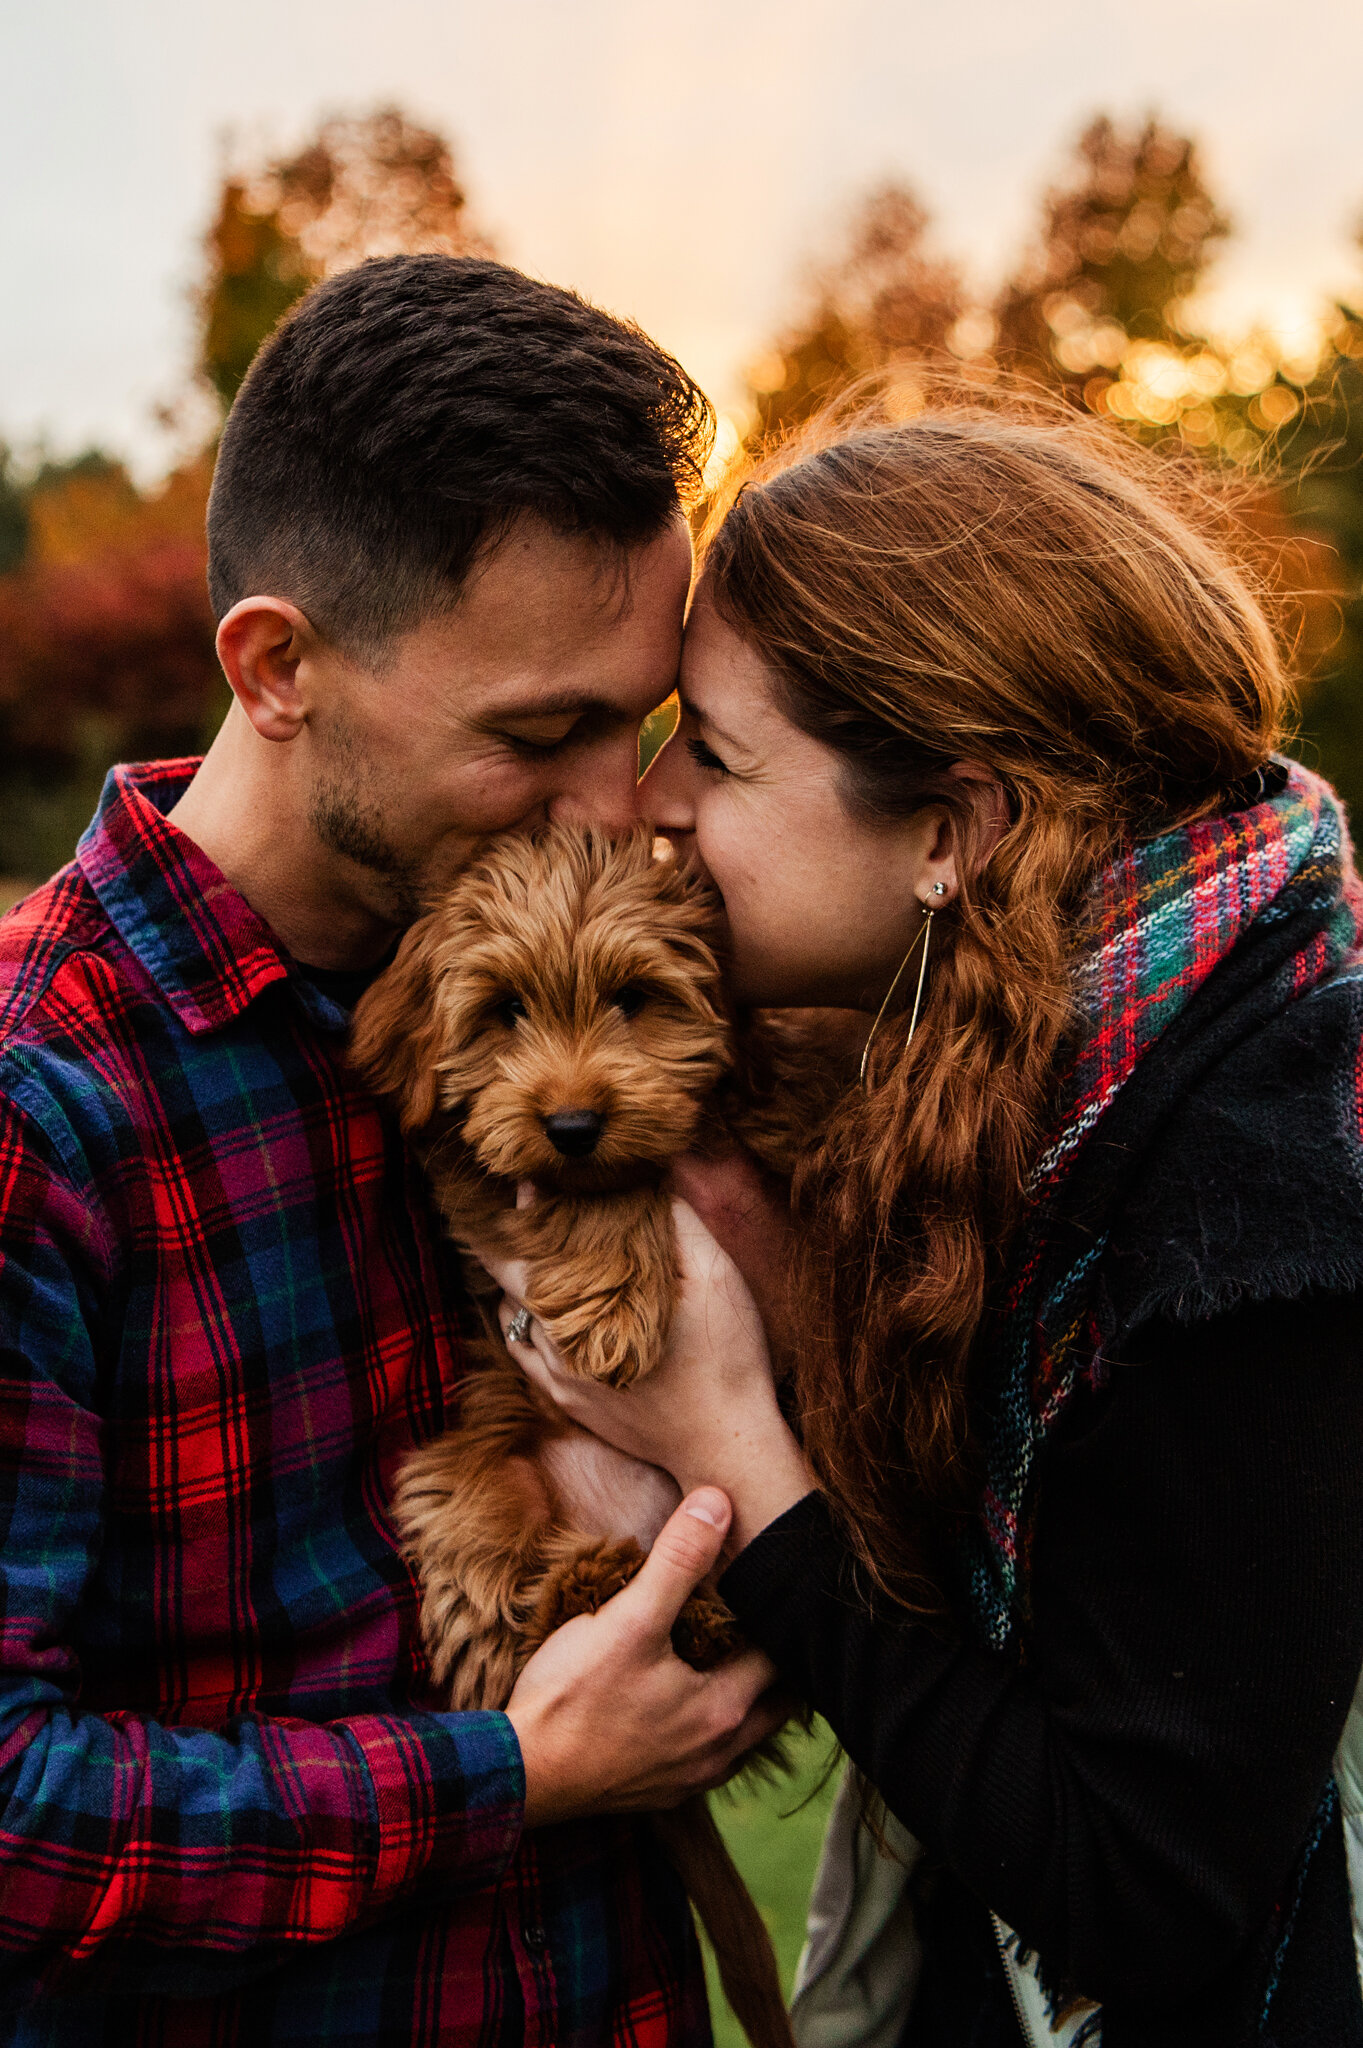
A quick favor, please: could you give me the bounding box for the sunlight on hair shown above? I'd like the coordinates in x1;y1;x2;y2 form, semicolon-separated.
701;413;744;495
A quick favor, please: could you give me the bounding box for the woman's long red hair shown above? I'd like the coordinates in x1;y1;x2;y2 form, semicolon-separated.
702;389;1292;1610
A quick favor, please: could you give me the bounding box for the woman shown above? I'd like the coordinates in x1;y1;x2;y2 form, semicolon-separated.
493;400;1363;2046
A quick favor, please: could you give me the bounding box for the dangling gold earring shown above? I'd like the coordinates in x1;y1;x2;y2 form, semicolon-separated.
859;881;947;1093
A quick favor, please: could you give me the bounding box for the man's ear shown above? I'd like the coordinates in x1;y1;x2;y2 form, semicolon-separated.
349;916;450;1134
216;596;317;743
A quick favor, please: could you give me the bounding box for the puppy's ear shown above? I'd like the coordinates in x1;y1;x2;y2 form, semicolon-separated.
349;916;449;1134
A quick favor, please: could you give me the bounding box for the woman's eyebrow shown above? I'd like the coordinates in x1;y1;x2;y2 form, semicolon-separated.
678;695;744;751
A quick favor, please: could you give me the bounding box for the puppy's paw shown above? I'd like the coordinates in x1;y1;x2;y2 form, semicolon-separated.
515;1190;679;1388
671;1590;745;1671
543;1288;670;1388
529;1538;646;1639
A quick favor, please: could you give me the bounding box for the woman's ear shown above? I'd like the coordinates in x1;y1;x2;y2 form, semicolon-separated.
944;762;1010;878
349;917;449;1133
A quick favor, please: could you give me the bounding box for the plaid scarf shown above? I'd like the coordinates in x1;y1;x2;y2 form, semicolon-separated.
967;760;1361;1653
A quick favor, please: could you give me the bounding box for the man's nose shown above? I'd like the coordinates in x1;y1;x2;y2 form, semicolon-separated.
547;734;643;834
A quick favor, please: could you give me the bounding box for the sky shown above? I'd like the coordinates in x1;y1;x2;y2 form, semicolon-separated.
4;0;1362;478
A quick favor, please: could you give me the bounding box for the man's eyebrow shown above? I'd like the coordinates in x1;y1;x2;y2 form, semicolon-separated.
476;693;613;724
678;694;744;751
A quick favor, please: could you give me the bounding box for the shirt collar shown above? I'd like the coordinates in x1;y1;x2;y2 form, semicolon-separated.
77;758;350;1037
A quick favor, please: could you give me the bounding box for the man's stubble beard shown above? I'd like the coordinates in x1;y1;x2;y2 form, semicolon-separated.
308;739;426;926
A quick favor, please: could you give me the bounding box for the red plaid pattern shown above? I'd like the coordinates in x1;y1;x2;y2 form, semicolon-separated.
0;761;708;2046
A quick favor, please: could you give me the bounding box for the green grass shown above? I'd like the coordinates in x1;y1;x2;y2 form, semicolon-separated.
700;1719;842;2047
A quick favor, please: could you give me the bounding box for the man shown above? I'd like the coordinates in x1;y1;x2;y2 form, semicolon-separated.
0;256;779;2044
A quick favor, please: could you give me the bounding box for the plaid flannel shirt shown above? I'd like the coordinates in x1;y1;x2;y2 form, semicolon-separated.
0;760;708;2047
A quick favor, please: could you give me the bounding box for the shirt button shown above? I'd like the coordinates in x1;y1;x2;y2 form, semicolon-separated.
523;1921;547;1951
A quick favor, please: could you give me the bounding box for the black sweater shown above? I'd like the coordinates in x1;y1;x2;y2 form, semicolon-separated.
720;1293;1363;2046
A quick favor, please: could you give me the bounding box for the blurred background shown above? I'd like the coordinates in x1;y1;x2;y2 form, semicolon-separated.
4;2;1363;896
5;1;1363;2026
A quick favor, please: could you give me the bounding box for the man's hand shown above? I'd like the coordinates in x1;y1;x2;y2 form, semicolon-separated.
505;1488;785;1827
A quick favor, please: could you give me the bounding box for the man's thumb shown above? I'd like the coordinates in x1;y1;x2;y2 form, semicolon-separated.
614;1490;732;1637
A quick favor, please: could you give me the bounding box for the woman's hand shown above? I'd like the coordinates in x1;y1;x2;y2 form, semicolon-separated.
505;1487;787;1825
667;1148;801;1367
480;1197;813;1567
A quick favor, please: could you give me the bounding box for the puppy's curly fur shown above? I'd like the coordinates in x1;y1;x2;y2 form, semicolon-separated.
351;823;839;2048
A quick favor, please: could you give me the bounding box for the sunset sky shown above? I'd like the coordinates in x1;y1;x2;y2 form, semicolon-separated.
4;0;1362;475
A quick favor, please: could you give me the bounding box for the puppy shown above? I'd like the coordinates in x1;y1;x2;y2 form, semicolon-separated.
351;822;824;2048
353;822;734;1388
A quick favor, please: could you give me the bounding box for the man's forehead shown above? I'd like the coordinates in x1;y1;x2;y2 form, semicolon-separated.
461;512;691;622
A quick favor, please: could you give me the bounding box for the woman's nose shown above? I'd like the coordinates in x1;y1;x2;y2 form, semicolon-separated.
638;725;695;832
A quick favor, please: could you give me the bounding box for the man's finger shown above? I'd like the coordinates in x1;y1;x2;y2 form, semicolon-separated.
608;1489;732;1640
703;1697;791;1788
692;1646;781;1727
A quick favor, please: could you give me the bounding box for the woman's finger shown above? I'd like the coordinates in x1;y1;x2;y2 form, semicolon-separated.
477;1249;532;1300
468;1183;539;1299
496;1295;584;1412
498;1293;534;1350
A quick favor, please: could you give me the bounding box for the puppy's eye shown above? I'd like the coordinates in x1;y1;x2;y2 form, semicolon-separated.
613;983;648;1019
497;996;528;1027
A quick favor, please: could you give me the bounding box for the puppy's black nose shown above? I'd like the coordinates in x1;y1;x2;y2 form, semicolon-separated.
543;1109;605;1157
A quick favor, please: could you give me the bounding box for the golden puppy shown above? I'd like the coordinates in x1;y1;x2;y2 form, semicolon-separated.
351;823;824;2048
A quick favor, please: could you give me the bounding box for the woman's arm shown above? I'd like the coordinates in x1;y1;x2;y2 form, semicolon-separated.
719;1293;1363;2017
485;1184;1363;2012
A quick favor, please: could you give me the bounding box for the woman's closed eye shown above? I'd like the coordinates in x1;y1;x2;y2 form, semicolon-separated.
685;735;729;775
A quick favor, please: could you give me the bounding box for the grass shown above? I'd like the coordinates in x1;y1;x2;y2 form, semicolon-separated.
700;1718;842;2047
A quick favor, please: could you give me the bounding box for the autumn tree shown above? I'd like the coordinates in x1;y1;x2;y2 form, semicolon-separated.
199;192;313;415
1;105;492;879
200;105;493;409
746;183;965;447
993;115;1229;409
0;447;27;575
1259;305;1363;817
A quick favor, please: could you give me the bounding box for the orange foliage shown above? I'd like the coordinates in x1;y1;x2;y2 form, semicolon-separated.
0;454;218;772
0;543;218;769
25;452;212;567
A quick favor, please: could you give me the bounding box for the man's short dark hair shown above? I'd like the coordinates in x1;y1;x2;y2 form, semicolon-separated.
206;255;714;654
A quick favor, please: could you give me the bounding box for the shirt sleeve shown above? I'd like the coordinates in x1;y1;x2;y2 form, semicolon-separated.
0;1090;524;1991
718;1294;1363;2013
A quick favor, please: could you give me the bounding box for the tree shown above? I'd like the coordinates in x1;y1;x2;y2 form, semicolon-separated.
736;120;1363;826
0;104;493;879
0;446;27;575
746;183;964;447
199;106;493;410
993;115;1230;413
199;186;314;414
0;446;222;875
1263;309;1363;818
